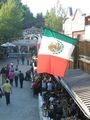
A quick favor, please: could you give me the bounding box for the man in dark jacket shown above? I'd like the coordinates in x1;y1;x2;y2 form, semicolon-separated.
25;70;31;81
19;71;24;88
1;66;7;84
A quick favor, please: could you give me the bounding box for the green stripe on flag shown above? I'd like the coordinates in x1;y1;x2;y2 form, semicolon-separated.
43;27;78;46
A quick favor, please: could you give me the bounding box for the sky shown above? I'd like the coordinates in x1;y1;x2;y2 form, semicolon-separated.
21;0;90;17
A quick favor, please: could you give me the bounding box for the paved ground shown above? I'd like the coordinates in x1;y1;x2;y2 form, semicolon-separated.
0;58;40;120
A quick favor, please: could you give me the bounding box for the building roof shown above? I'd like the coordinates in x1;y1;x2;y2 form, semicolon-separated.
13;39;37;46
58;69;90;119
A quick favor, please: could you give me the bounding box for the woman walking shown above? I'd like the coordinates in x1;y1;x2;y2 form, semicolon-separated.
8;70;14;86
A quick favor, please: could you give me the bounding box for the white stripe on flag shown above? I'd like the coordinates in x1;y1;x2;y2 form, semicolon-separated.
39;36;75;60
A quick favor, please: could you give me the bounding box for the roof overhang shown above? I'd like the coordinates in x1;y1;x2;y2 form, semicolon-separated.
55;69;90;119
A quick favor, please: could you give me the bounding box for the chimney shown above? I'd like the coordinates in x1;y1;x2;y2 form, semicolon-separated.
67;7;73;17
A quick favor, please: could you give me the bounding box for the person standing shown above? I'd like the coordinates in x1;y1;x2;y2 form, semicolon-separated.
0;66;7;84
15;64;18;70
26;57;29;65
21;55;25;65
19;71;24;88
0;87;3;100
3;80;12;105
42;78;47;92
6;64;10;79
30;62;34;80
47;79;53;92
8;70;15;86
14;68;19;87
17;58;19;65
10;62;14;72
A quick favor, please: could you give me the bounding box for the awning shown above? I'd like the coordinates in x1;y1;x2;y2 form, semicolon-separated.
1;42;16;47
57;69;90;119
13;39;37;46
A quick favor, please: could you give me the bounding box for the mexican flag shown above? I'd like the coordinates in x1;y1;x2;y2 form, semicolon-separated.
37;28;78;78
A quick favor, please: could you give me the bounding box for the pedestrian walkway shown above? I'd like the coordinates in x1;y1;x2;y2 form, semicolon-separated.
0;58;40;120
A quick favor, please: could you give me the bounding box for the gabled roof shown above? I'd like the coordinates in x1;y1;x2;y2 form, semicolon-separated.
72;8;84;20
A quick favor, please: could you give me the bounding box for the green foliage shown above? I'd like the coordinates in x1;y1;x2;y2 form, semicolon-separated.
35;13;44;28
22;5;35;29
0;0;7;9
0;0;24;43
22;6;44;28
45;1;66;33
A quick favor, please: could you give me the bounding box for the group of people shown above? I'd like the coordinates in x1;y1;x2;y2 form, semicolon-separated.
32;74;54;96
32;73;84;120
0;53;36;106
0;63;25;88
0;62;25;105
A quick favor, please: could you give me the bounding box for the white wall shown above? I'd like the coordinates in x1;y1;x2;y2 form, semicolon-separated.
85;25;90;41
63;9;85;36
72;11;85;31
63;17;72;37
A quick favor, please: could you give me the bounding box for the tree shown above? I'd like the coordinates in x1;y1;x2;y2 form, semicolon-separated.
56;0;66;18
0;0;24;43
35;13;44;28
44;0;66;32
0;0;7;9
22;5;35;29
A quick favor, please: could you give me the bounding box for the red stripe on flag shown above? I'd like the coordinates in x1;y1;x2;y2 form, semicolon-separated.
37;55;69;77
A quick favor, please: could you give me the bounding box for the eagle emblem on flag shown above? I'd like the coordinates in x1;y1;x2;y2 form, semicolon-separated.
48;40;64;54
